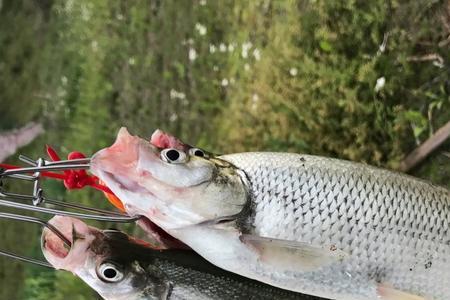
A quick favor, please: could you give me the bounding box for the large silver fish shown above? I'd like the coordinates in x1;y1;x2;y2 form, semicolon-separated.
91;128;450;300
41;216;314;300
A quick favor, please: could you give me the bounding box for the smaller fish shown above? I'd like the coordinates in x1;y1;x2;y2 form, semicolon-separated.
41;216;319;300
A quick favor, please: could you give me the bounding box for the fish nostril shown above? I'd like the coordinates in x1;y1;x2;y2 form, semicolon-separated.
193;149;205;157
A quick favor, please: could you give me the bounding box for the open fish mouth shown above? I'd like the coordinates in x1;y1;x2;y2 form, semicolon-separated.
42;232;70;259
42;216;79;258
41;216;94;270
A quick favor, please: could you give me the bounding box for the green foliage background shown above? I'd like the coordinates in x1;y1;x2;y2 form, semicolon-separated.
1;0;450;298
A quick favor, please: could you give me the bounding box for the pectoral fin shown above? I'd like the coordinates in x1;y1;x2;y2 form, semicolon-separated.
377;284;427;300
239;234;348;272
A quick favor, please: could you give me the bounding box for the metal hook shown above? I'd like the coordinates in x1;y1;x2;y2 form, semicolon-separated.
0;154;142;268
0;212;72;268
0;155;139;223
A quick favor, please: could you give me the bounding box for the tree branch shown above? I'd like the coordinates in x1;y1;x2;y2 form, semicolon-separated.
399;120;450;172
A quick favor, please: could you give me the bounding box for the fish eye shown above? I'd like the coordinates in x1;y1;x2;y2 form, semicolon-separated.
161;148;187;164
189;148;206;158
97;262;124;283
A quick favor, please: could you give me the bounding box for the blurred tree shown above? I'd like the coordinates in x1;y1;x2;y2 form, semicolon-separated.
0;122;43;162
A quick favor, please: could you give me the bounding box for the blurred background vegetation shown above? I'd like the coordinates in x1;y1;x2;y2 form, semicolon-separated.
1;0;450;298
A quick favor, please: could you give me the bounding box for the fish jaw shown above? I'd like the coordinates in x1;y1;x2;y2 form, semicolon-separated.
41;216;96;272
90;127;178;227
91;127;248;230
91;166;209;230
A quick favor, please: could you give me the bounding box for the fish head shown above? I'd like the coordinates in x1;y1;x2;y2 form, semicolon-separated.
90;127;248;230
42;216;171;300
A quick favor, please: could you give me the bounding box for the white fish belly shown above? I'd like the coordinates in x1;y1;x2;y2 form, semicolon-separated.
222;152;450;300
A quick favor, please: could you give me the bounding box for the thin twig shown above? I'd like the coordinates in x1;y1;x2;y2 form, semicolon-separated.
406;53;444;65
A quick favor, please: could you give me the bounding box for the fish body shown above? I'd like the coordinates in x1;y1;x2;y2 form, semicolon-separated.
41;216;316;300
219;152;450;299
91;128;450;300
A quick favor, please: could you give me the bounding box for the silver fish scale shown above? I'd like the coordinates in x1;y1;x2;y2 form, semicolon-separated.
221;152;450;300
152;259;319;300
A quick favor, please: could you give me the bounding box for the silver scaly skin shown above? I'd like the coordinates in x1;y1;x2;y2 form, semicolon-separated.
221;152;450;300
152;259;320;300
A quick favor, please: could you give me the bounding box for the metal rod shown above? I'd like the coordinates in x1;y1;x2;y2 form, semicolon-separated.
0;190;126;217
44;199;126;217
0;191;34;201
0;199;139;222
0;250;53;269
0;186;136;222
1;164;90;176
44;158;91;166
0;212;72;247
19;155;38;166
5;174;36;181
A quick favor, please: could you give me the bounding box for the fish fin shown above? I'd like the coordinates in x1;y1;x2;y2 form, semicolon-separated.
239;234;348;272
377;284;427;300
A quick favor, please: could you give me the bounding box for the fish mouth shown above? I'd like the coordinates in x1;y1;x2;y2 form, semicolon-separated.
89;127;159;203
41;216;94;270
